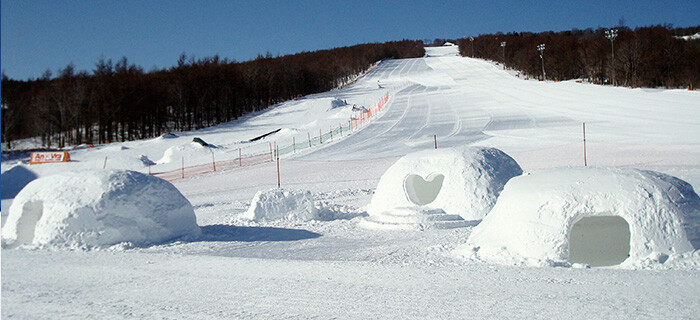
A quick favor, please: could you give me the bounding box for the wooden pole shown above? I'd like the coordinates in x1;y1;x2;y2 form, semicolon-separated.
434;135;438;149
212;152;216;171
239;148;242;166
276;145;281;188
583;122;587;167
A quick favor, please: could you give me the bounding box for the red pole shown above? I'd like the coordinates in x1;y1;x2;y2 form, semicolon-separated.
239;148;242;166
434;135;437;149
276;145;281;188
212;152;216;171
583;122;587;167
181;156;184;179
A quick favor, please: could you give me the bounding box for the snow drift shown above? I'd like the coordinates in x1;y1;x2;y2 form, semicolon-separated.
244;188;318;222
362;147;522;229
457;168;700;268
1;170;200;249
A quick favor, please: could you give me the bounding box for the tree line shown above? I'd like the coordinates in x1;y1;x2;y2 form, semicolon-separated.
457;25;699;88
1;40;424;149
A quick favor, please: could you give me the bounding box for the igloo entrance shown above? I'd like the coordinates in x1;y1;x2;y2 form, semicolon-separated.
404;173;444;206
568;216;631;267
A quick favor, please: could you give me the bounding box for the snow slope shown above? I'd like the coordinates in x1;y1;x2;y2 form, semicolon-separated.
2;45;700;319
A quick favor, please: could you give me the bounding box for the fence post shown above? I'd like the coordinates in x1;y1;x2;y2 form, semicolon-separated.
434;135;437;149
583;122;587;167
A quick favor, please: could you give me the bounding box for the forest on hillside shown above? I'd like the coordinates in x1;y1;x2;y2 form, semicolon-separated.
457;25;700;88
1;40;424;149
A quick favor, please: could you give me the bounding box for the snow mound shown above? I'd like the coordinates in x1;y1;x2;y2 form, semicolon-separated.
1;170;200;249
156;142;215;164
456;168;700;268
363;147;522;230
1;165;38;199
244;188;318;222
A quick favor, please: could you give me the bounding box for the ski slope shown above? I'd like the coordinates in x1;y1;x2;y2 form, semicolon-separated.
2;45;700;319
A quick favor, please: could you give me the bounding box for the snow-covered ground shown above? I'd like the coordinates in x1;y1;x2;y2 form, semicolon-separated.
2;45;700;318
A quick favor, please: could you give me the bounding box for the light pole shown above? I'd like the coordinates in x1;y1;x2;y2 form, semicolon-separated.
605;28;618;86
500;41;506;69
537;43;546;80
469;37;475;57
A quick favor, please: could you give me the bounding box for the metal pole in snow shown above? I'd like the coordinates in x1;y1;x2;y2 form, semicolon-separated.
330;126;333;140
434;135;438;149
212;152;216;171
293;137;296;153
583;122;587;167
276;145;281;188
308;132;312;148
103;156;107;169
319;129;322;144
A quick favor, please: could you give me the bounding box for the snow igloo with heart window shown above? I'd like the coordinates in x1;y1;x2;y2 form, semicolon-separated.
360;147;523;230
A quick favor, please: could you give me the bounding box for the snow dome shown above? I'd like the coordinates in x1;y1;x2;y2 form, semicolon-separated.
1;170;200;249
458;168;700;268
361;147;522;230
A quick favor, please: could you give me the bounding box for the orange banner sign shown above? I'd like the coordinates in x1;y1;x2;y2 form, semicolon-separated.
29;152;71;164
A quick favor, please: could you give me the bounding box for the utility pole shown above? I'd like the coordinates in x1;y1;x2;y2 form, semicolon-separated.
501;41;506;69
605;28;618;86
469;37;475;57
537;43;546;80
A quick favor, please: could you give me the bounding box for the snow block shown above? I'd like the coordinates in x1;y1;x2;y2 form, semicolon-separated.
457;168;700;268
245;188;318;222
363;147;522;229
1;170;200;249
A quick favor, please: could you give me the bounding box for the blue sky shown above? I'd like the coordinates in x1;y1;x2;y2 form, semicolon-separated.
2;0;698;80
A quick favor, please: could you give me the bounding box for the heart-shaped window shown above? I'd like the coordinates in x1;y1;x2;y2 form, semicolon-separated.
404;173;445;206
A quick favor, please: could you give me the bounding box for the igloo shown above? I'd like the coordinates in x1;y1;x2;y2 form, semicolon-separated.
361;147;522;230
458;168;700;268
1;170;200;249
